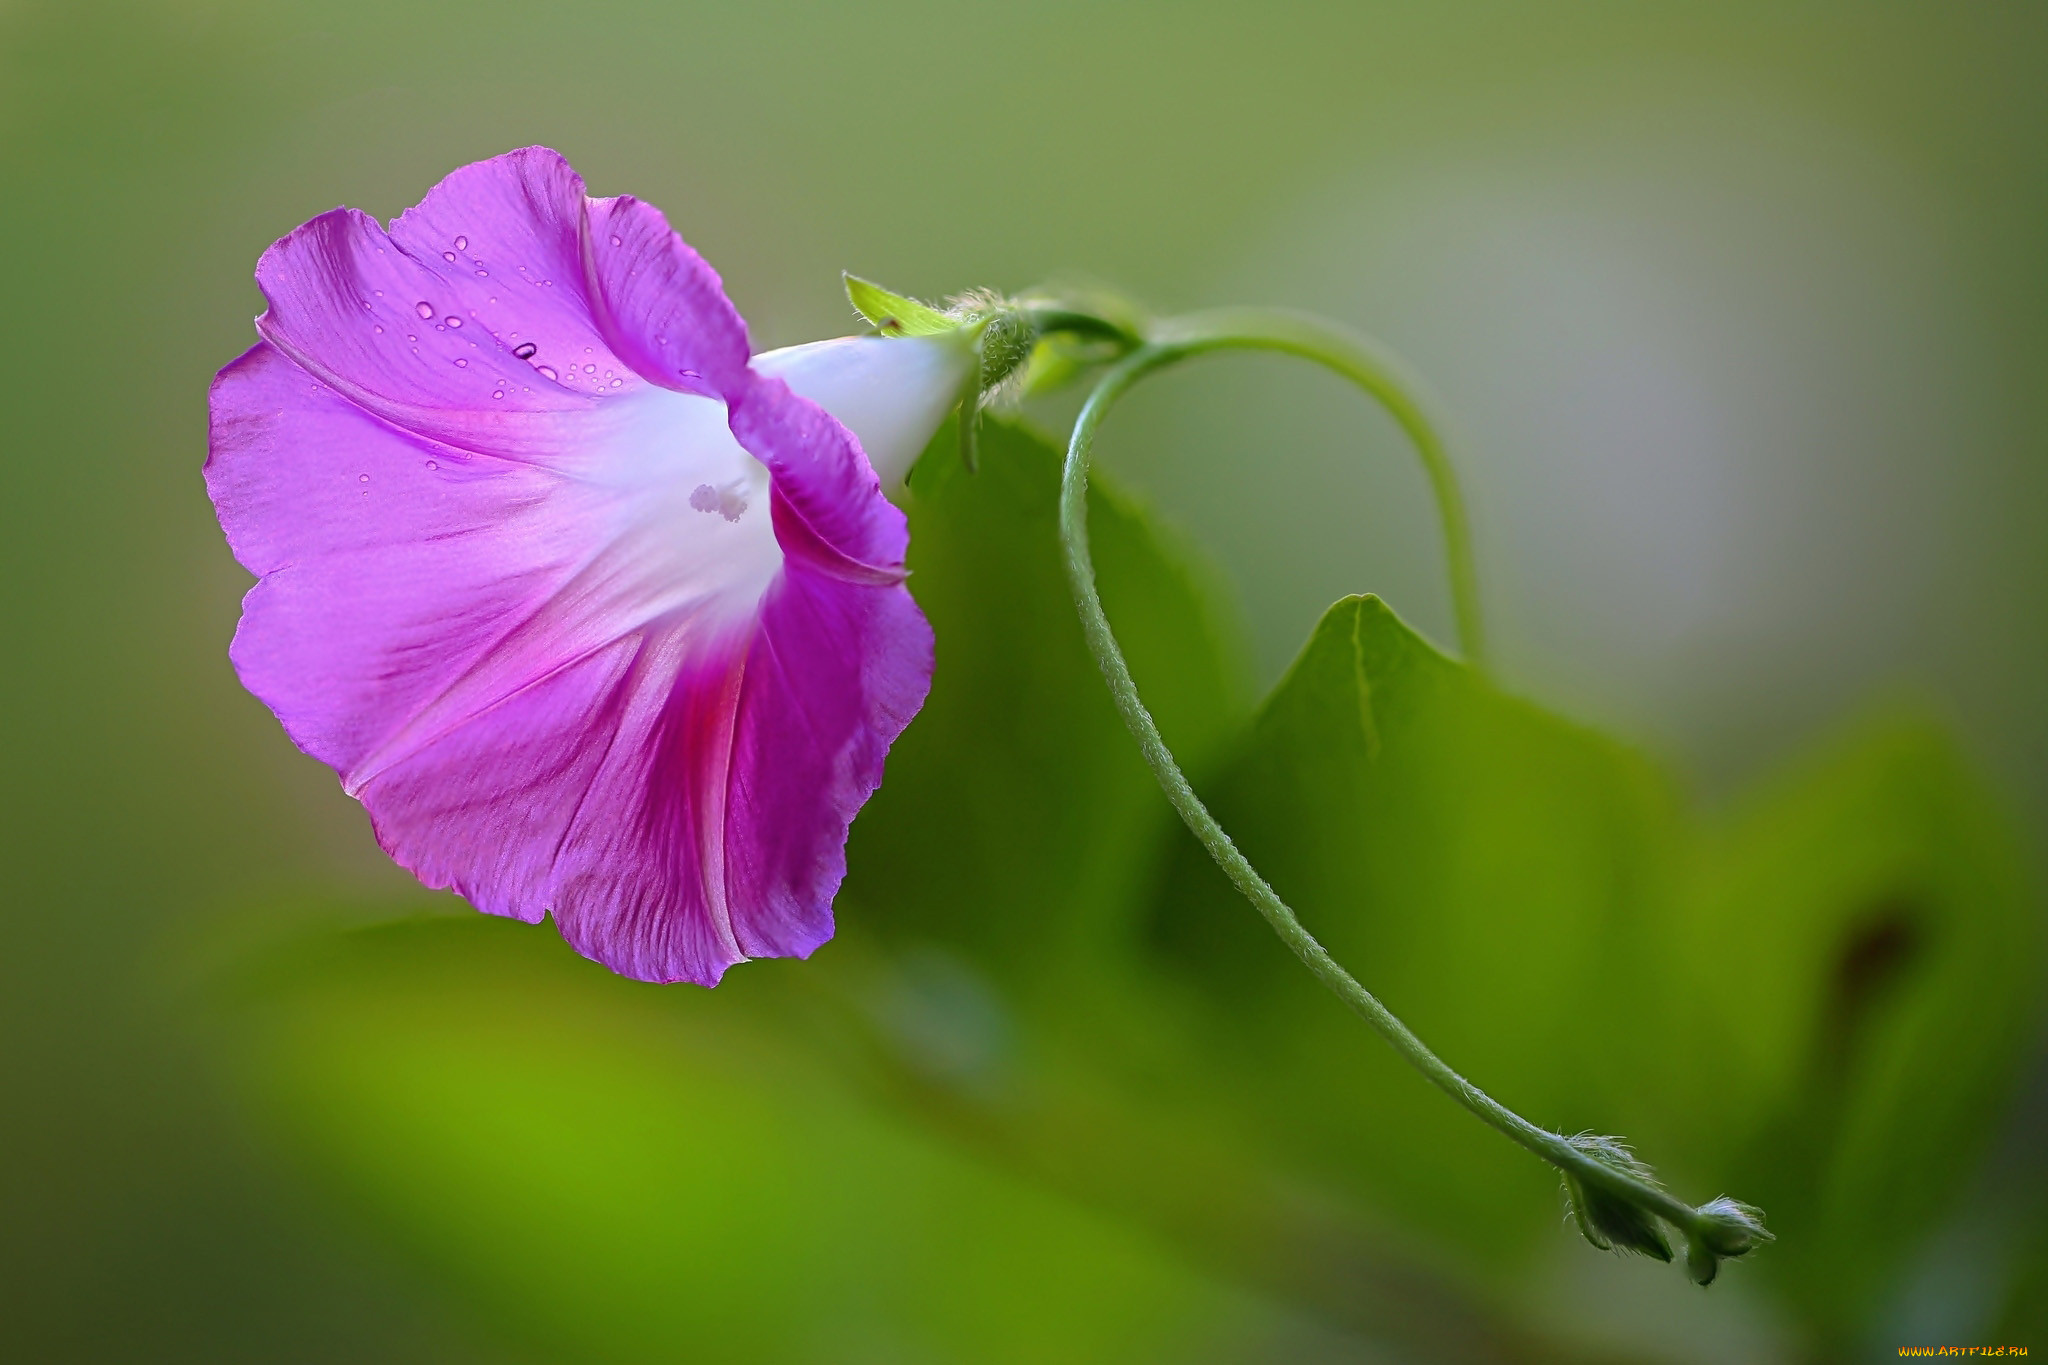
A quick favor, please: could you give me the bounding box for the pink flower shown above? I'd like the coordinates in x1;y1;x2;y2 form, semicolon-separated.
207;148;966;984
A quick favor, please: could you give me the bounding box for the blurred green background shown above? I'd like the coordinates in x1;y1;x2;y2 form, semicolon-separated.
3;2;2045;1361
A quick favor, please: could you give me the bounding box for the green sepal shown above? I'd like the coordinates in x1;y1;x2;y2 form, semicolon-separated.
844;274;957;336
956;368;982;474
1019;337;1086;396
1560;1134;1673;1261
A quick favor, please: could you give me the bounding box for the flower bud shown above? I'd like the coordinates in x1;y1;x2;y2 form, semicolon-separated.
1694;1196;1772;1256
1682;1196;1773;1283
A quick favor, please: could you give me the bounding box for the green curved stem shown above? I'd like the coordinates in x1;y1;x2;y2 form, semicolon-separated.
1058;311;1711;1238
1146;308;1488;671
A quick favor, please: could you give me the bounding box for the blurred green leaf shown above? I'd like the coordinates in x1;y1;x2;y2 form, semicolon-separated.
843;415;1248;999
1142;595;1684;1270
218;916;1291;1365
1138;590;2041;1344
836;428;1618;1360
1661;711;2042;1344
1018;336;1089;396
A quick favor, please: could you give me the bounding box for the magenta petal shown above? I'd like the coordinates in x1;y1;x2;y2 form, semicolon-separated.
577;190;912;574
208;341;574;776
250;146;751;460
543;572;933;979
584;194;753;399
209;148;935;984
363;622;763;980
731;375;910;579
720;569;932;959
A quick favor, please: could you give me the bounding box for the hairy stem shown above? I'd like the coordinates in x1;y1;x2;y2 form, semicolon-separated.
1145;309;1488;672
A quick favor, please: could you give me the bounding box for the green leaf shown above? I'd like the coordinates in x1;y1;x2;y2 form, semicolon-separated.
836;425;1606;1354
1139;588;2040;1340
216;916;1296;1365
842;415;1249;995
1662;710;2042;1342
844;273;957;336
1142;594;1685;1268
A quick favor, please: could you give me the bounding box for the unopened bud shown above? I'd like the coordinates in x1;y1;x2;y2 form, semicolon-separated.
1682;1196;1773;1284
1693;1196;1772;1256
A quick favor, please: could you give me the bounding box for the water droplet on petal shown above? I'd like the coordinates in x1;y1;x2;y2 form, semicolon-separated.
358;474;370;483
610;377;623;387
491;389;504;399
536;365;558;381
475;269;488;277
445;316;462;328
583;363;596;374
425;460;438;471
373;325;384;334
453;235;468;250
454;358;467;367
513;341;538;360
415;301;434;319
373;289;383;297
407;334;418;342
443;251;457;262
610;234;622;247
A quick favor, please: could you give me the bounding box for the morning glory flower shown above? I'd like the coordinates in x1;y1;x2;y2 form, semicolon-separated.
207;147;968;984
